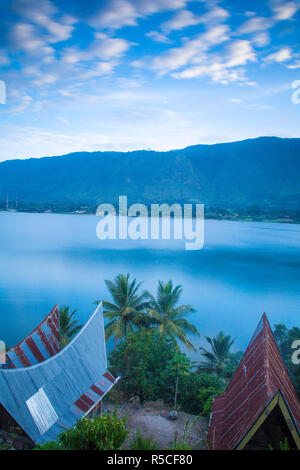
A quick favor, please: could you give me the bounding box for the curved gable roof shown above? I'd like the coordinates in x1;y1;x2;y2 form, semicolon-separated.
4;305;60;369
0;303;117;443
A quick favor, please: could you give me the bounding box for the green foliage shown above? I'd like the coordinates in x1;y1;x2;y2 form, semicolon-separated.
201;396;214;417
109;328;181;403
280;437;291;450
109;330;225;415
35;440;63;450
145;280;199;351
166;442;193;450
166;352;190;409
0;442;13;450
99;273;149;342
274;324;300;398
269;437;292;451
166;423;193;450
195;331;236;378
178;373;225;415
59;305;82;348
129;430;159;450
36;412;128;450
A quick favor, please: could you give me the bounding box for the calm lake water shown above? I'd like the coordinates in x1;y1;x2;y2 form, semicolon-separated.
0;211;299;355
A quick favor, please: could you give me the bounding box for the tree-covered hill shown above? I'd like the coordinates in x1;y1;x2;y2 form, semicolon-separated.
1;136;300;210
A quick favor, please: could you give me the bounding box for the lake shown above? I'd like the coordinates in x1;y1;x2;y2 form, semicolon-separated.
0;211;299;355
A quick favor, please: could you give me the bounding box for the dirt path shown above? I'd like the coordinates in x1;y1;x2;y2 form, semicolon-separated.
104;399;208;449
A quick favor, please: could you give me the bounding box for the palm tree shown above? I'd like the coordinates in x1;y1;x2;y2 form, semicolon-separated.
97;273;149;342
195;331;235;377
59;305;82;348
145;280;199;351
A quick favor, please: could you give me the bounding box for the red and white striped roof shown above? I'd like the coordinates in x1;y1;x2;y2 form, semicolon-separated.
4;305;60;369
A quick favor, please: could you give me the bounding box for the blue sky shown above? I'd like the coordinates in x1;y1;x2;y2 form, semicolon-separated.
0;0;300;160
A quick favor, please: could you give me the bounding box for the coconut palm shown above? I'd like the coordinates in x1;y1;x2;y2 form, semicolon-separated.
195;331;235;377
145;280;199;351
59;305;82;348
97;273;149;342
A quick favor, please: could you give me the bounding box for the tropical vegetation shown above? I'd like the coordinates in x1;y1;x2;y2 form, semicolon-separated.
36;411;128;450
59;305;82;348
144;280;199;351
194;331;236;379
95;273;149;343
274;324;300;398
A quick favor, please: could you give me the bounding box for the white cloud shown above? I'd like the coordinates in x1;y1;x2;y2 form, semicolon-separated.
58;116;70;124
239;2;299;36
162;9;199;33
161;6;229;33
252;32;270;47
62;33;131;64
10;23;54;56
264;47;292;63
6;90;33;113
172;40;256;84
79;61;117;79
272;1;299;20
226;40;256;67
0;52;10;66
287;61;300;69
146;30;171;43
151;25;230;75
90;0;190;29
12;0;76;44
239;16;273;33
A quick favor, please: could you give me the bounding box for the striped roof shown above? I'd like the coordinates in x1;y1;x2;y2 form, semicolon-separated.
4;305;60;369
0;303;118;443
208;313;300;450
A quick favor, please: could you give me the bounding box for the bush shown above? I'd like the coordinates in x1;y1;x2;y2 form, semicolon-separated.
109;329;179;403
129;430;159;450
36;411;128;450
35;440;62;450
202;396;214;417
176;373;224;415
165;425;193;450
166;442;193;450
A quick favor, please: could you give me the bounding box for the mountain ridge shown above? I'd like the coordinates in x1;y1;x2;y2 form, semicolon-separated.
1;136;300;211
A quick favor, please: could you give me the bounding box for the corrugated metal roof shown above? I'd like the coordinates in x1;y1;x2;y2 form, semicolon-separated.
208;313;300;450
0;303;117;443
2;305;60;369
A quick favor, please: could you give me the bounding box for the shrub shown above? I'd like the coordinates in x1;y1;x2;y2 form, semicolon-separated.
108;330;226;415
129;430;159;450
109;329;179;403
36;410;128;450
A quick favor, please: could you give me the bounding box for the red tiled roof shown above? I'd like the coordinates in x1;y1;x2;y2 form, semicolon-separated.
208;313;300;450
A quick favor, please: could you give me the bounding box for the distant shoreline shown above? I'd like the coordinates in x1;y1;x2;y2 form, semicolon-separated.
1;209;300;225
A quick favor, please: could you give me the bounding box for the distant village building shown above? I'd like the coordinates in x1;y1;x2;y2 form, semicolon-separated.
0;303;118;444
208;313;300;450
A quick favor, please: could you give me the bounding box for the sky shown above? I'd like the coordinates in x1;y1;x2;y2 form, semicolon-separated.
0;0;300;160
